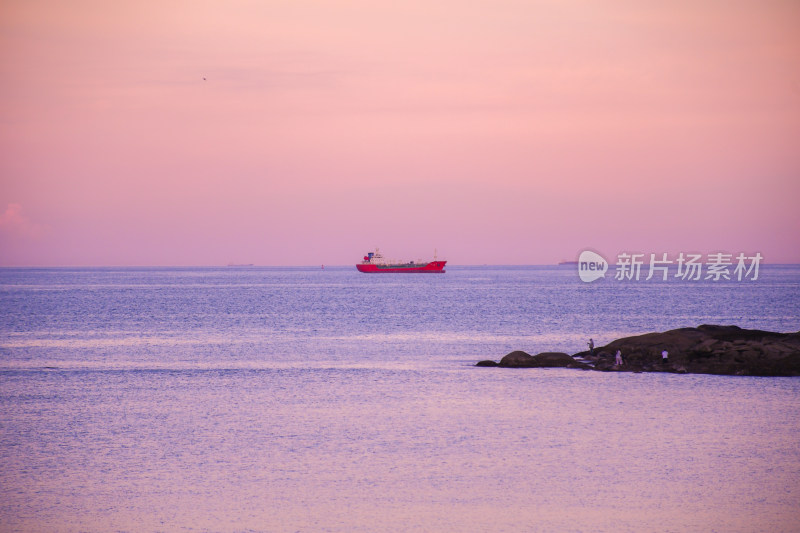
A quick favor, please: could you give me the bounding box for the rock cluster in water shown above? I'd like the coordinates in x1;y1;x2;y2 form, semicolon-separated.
476;351;590;369
476;325;800;376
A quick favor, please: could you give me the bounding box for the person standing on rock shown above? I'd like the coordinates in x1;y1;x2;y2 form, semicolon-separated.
615;350;623;366
662;350;669;364
588;338;594;356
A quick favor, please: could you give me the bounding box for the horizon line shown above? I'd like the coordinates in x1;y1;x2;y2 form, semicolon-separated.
1;262;798;269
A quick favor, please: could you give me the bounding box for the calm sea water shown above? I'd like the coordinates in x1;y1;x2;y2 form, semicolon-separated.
1;265;799;532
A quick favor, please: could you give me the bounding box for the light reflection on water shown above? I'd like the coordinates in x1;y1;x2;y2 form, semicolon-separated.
1;367;798;532
1;266;799;531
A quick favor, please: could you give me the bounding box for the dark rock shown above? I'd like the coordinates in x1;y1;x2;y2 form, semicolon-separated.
594;325;800;376
498;351;589;369
498;350;536;367
478;325;800;376
533;352;588;368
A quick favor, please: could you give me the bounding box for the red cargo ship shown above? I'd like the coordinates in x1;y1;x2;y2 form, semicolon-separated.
356;249;446;273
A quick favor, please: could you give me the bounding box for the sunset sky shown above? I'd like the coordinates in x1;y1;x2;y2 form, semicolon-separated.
1;1;798;266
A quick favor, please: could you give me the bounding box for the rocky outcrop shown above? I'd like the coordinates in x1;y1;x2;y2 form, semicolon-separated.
586;325;800;376
477;325;800;376
477;351;590;369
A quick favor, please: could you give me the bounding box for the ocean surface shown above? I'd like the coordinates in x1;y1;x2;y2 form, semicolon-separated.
1;265;799;532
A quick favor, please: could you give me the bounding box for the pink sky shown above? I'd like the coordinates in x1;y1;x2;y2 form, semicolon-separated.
1;1;798;266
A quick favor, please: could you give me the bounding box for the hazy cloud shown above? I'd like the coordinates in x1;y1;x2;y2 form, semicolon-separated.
0;203;45;239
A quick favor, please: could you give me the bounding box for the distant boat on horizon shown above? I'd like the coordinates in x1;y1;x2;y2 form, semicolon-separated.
558;261;579;266
356;249;446;273
227;263;254;267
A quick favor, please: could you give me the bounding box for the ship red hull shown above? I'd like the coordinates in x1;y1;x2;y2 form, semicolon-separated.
356;261;447;273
